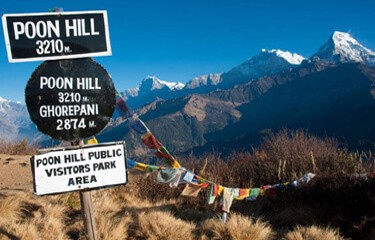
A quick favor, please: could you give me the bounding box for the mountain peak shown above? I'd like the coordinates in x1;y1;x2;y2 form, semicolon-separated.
185;73;223;89
0;96;9;103
332;31;356;44
261;49;305;65
141;75;185;90
220;48;305;88
122;75;186;103
143;75;159;81
0;96;24;105
314;31;375;65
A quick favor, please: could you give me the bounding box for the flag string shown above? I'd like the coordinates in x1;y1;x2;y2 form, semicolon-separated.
85;90;316;213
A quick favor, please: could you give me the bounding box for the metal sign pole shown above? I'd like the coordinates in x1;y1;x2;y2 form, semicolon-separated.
74;140;97;240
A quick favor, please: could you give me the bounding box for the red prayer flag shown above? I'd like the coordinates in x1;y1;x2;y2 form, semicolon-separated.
200;182;210;189
141;132;162;149
155;147;181;168
213;184;219;196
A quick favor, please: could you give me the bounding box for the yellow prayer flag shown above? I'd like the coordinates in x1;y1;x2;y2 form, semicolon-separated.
134;162;148;171
218;185;224;196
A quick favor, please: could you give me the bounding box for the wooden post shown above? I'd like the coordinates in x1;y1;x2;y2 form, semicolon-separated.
73;140;97;240
79;190;97;240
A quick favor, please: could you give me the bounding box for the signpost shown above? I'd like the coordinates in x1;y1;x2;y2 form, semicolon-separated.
32;141;128;238
25;58;115;141
2;9;121;240
2;11;111;62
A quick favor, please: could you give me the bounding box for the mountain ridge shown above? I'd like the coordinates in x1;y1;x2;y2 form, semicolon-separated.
101;61;375;155
122;48;306;109
2;31;375;156
123;31;375;110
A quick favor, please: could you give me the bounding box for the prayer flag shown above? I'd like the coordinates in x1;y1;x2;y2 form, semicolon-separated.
222;188;235;213
235;188;250;200
233;188;240;198
213;184;219;196
130;119;149;135
200;182;210;189
141;132;162;149
169;170;183;188
218;185;224;196
155;147;181;168
146;165;160;172
181;184;202;197
182;171;195;183
246;188;260;201
115;92;131;117
207;183;216;204
134;162;148;171
157;168;179;183
127;159;136;169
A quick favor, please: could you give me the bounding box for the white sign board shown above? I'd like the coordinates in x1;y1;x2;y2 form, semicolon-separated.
31;142;127;195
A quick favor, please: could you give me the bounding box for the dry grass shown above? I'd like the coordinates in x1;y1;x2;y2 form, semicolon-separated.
284;225;344;240
199;214;274;240
0;192;68;240
95;210;131;240
0;183;369;240
0;130;373;239
0;194;20;226
129;211;195;240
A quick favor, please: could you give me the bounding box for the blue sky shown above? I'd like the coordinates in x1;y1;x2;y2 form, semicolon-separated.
0;0;374;102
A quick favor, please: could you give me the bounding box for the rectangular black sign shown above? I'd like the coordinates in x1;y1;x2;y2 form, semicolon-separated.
2;11;111;62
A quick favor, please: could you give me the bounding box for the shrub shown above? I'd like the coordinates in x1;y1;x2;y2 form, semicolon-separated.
132;129;372;203
0;139;38;155
128;211;195;240
198;214;274;240
269;173;375;238
284;225;344;240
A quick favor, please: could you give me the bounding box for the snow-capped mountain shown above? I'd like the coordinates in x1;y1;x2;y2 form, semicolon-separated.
263;49;305;65
121;49;306;109
183;49;304;91
313;31;375;66
101;34;375;154
141;75;185;91
123;88;139;100
4;30;375;148
122;76;186;109
123;76;185;100
220;49;306;88
0;96;43;142
185;73;223;89
0;96;29;126
119;31;375;112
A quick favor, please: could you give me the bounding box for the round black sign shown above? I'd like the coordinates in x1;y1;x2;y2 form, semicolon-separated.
25;58;115;141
